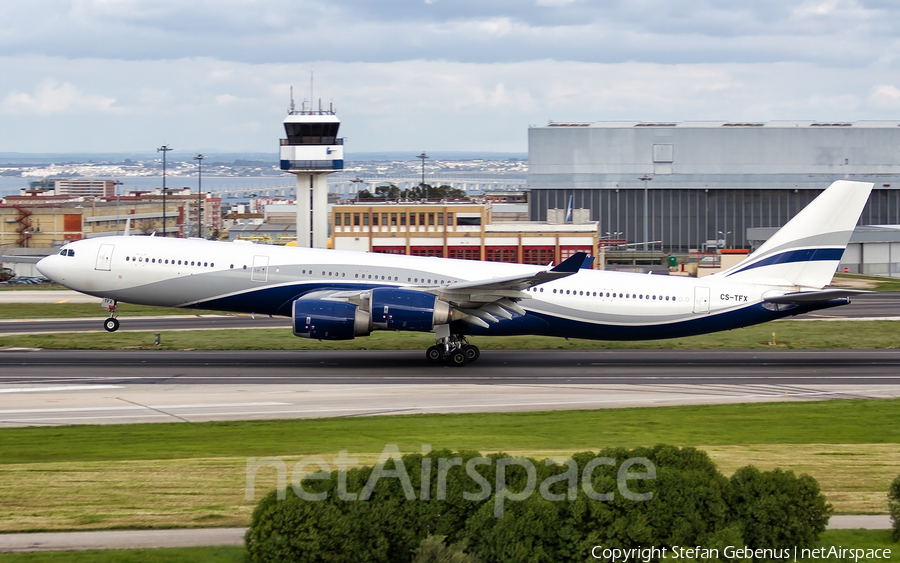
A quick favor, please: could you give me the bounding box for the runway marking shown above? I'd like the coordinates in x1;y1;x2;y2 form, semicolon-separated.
0;385;122;393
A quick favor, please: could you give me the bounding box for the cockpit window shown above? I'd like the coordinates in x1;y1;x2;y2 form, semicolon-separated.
67;249;75;257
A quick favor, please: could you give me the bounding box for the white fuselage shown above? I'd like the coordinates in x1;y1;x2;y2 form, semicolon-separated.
36;236;821;341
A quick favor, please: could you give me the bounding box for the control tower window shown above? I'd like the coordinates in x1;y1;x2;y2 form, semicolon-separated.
285;123;339;144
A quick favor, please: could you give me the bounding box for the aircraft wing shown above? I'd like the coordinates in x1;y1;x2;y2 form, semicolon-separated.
763;289;871;304
429;251;587;299
299;252;588;329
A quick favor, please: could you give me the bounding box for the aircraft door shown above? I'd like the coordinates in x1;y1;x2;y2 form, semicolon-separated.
251;255;269;282
95;244;114;271
693;286;710;314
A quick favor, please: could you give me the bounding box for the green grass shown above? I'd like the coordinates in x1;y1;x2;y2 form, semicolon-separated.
0;547;246;563
2;399;899;465
2;319;899;350
0;284;68;292
0;531;894;562
799;529;900;562
0;303;219;319
834;273;900;292
1;400;898;531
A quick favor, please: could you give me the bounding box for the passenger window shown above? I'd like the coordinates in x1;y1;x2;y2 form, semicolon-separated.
126;257;130;262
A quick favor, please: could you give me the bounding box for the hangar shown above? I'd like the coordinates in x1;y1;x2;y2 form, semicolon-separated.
528;121;900;252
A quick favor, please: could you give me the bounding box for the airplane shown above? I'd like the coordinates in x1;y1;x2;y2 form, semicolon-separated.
36;180;873;366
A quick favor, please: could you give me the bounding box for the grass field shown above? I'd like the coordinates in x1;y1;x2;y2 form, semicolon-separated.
0;303;217;319
0;531;895;562
0;547;246;563
0;399;898;532
1;319;899;350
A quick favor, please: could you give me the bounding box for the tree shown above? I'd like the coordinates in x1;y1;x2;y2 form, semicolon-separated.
729;466;832;554
889;474;900;542
412;535;480;563
375;184;401;199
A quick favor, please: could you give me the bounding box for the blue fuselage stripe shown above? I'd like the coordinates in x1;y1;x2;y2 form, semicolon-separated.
727;248;844;276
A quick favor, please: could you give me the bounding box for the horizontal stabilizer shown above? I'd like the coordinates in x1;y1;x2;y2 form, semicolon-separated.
552;252;588;273
763;289;870;304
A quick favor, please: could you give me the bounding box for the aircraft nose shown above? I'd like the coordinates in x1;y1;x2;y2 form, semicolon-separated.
36;254;62;283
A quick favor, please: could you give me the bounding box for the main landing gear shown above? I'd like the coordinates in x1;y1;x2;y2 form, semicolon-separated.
103;299;119;332
426;335;480;367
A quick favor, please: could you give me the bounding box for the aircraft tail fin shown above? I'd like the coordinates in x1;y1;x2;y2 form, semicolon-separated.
713;180;873;288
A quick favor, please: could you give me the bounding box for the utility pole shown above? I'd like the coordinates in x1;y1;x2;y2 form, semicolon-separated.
417;152;429;195
157;145;173;237
639;175;653;251
112;180;124;235
351;176;364;201
194;154;205;238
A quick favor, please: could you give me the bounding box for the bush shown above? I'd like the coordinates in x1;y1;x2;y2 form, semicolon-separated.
412;535;481;563
460;445;741;562
246;449;493;563
245;446;833;562
889;474;900;542
729;466;832;554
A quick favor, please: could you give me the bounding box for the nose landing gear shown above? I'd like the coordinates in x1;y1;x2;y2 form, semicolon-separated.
426;335;479;366
102;298;119;332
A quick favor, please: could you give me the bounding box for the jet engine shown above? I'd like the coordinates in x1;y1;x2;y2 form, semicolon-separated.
291;288;452;340
369;288;451;331
292;300;370;340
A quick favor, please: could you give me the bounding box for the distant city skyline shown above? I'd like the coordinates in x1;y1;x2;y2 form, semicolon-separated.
2;1;900;153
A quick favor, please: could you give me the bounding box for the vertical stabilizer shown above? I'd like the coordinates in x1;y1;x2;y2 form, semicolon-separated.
712;180;873;288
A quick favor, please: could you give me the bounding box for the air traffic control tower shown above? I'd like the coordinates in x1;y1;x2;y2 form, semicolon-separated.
279;100;343;248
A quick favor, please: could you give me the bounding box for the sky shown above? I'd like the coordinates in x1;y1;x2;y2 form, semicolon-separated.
1;0;900;154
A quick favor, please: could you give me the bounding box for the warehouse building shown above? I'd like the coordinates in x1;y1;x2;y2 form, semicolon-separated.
528;121;900;252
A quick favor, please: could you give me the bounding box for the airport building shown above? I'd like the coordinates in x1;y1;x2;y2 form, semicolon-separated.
0;189;223;247
330;201;599;265
528;121;900;252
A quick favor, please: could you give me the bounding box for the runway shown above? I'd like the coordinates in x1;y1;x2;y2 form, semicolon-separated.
0;349;898;426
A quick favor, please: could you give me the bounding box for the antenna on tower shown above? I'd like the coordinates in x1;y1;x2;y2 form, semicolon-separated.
288;86;296;115
310;70;314;113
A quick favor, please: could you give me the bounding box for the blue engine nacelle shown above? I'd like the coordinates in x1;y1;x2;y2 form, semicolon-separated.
293;299;371;340
370;288;451;331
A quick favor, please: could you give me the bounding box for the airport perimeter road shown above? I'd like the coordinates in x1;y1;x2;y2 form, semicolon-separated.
1;350;899;425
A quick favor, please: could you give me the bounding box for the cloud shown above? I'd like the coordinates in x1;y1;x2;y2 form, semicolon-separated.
1;0;899;66
869;84;900;109
0;78;116;116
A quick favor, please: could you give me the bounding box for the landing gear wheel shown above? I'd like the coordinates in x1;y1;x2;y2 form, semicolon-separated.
448;349;468;366
426;345;443;363
104;318;120;332
463;344;480;363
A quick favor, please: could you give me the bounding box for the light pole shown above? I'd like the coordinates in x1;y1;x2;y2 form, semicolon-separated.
157;145;173;237
417;152;429;194
639;175;652;250
194;154;205;238
112;180;124;235
718;230;732;249
350;177;364;201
